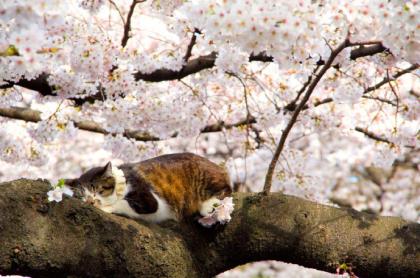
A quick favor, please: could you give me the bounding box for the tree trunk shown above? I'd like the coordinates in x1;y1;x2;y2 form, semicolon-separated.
0;179;418;277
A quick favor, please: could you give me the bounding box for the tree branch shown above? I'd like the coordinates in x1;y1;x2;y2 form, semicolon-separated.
1;73;55;96
0;106;256;141
134;52;218;82
305;64;419;110
284;64;321;111
121;0;144;48
2;42;388;104
355;126;393;145
361;95;397;106
364;64;419;94
350;43;388;60
0;179;418;277
183;29;200;62
262;39;351;194
355;127;416;149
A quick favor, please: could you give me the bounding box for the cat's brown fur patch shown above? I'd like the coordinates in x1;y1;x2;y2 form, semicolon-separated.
121;153;232;220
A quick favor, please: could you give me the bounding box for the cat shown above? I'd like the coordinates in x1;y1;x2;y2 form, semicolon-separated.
65;153;232;223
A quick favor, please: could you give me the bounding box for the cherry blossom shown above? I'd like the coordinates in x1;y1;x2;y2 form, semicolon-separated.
198;197;235;227
47;185;74;202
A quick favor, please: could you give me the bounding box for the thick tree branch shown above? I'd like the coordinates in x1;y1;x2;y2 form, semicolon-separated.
0;106;160;141
350;43;388;60
1;73;55;96
0;179;418;277
134;52;218;82
0;106;256;141
1;43;387;103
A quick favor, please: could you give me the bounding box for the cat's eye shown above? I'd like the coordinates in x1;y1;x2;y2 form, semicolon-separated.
102;185;113;190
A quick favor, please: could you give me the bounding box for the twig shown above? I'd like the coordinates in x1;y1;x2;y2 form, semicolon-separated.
227;72;253;136
108;0;126;26
386;69;400;130
355;127;392;145
361;95;397;106
262;38;351;195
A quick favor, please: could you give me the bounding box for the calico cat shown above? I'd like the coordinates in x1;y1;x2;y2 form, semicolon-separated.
65;153;232;223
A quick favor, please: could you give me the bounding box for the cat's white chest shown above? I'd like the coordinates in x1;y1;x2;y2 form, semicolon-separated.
101;183;176;223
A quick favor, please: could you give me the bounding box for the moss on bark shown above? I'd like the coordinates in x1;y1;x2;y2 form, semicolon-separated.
0;179;418;277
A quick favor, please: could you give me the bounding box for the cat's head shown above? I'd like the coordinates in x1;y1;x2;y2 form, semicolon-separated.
65;162;118;207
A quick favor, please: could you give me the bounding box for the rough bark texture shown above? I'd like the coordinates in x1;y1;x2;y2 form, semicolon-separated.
0;179;418;278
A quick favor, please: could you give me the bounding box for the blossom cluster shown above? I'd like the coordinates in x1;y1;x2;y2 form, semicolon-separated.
198;197;235;227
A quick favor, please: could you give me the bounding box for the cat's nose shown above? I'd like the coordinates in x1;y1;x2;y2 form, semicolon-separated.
86;196;96;205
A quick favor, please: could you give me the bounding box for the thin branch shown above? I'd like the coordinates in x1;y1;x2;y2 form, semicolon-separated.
361;95;397;106
308;64;419;110
365;64;418;94
227;72;254;127
386;69;400;129
355;126;417;149
108;0;126;26
121;0;145;48
355;126;392;145
183;29;200;62
0;106;256;142
262;38;351;195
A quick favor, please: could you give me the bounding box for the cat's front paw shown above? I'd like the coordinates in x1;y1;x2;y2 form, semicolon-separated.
214;197;234;224
198;197;234;227
100;205;114;213
200;197;222;217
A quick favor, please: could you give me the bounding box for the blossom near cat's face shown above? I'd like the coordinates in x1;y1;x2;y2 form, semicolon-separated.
65;162;118;208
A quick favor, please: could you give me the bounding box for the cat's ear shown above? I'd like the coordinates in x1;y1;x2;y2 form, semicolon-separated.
102;161;113;177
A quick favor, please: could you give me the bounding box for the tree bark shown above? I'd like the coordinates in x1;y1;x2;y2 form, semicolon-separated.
0;179;418;278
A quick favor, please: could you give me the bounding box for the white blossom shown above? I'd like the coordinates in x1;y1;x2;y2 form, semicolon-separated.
47;186;74;203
